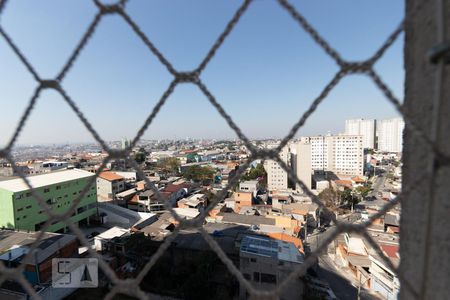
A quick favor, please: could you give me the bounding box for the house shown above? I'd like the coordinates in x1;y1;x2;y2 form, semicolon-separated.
160;183;191;207
177;193;206;210
233;192;253;213
97;171;126;200
94;226;129;252
239;235;304;299
128;190;165;213
173;207;200;220
133;212;175;240
369;244;400;300
271;194;291;211
115;188;137;206
239;180;260;194
384;213;400;234
281;202;319;228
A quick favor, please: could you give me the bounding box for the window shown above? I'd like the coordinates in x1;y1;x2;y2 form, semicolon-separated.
44;188;50;193
26;192;31;197
253;272;260;282
260;273;277;284
243;273;251;280
25;205;32;209
56;185;61;190
17;208;23;212
250;258;256;263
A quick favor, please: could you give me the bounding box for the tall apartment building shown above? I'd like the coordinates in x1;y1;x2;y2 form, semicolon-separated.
0;169;97;232
345;119;376;149
264;146;289;191
291;141;312;192
377;118;405;153
331;135;364;176
302;135;364;176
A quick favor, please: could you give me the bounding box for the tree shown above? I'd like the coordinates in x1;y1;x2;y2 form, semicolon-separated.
133;152;146;164
241;163;267;187
340;188;360;208
182;165;216;183
157;157;180;175
318;187;340;208
355;185;371;198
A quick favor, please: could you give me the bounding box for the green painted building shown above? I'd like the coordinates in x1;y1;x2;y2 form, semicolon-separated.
0;168;98;232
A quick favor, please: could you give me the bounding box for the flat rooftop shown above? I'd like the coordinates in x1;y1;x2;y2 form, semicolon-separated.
240;235;304;264
0;169;94;192
0;230;76;265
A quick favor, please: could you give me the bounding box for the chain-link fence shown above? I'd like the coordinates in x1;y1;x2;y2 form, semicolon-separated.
0;0;442;299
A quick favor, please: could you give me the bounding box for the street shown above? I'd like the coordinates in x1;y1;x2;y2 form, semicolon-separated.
307;227;380;299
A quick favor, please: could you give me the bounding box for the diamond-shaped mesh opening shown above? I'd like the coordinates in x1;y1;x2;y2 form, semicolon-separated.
0;0;442;299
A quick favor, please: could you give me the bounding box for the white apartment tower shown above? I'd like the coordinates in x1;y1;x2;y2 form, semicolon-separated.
331;135;364;176
264;146;289;191
345;119;376;149
302;135;364;176
377;118;405;153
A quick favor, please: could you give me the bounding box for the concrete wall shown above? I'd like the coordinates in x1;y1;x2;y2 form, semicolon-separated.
400;1;450;299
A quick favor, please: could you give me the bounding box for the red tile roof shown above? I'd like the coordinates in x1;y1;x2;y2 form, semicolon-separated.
351;176;366;183
335;180;353;188
162;183;190;193
267;233;304;254
380;244;399;258
99;171;124;182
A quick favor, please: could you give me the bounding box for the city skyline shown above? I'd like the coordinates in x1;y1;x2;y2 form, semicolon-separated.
1;0;403;146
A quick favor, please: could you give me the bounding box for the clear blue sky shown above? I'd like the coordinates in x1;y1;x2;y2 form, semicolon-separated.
0;0;404;146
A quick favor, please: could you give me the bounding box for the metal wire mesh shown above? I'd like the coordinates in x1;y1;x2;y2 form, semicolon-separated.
0;0;440;299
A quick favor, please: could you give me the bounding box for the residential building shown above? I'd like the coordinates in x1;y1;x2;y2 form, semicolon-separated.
128;190;164;213
0;169;97;232
233;192;253;213
291;141;312;192
239;180;260;194
96;171;126;200
302;135;364;176
301;135;332;172
264;146;289;191
94;226;129;252
345;119;376;149
331;135;364;176
177;193;206;210
377;118;405;153
239;235;304;299
369;244;400;300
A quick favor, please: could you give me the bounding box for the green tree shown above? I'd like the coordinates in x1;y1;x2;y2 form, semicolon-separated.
241;163;267;187
182;165;216;183
355;185;371;198
157;157;180;175
340;188;360;208
133;152;146;164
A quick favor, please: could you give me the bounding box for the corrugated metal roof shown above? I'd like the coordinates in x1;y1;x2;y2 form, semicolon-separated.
0;169;94;192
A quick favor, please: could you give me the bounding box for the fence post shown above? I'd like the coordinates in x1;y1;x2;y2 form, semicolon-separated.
401;0;450;299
